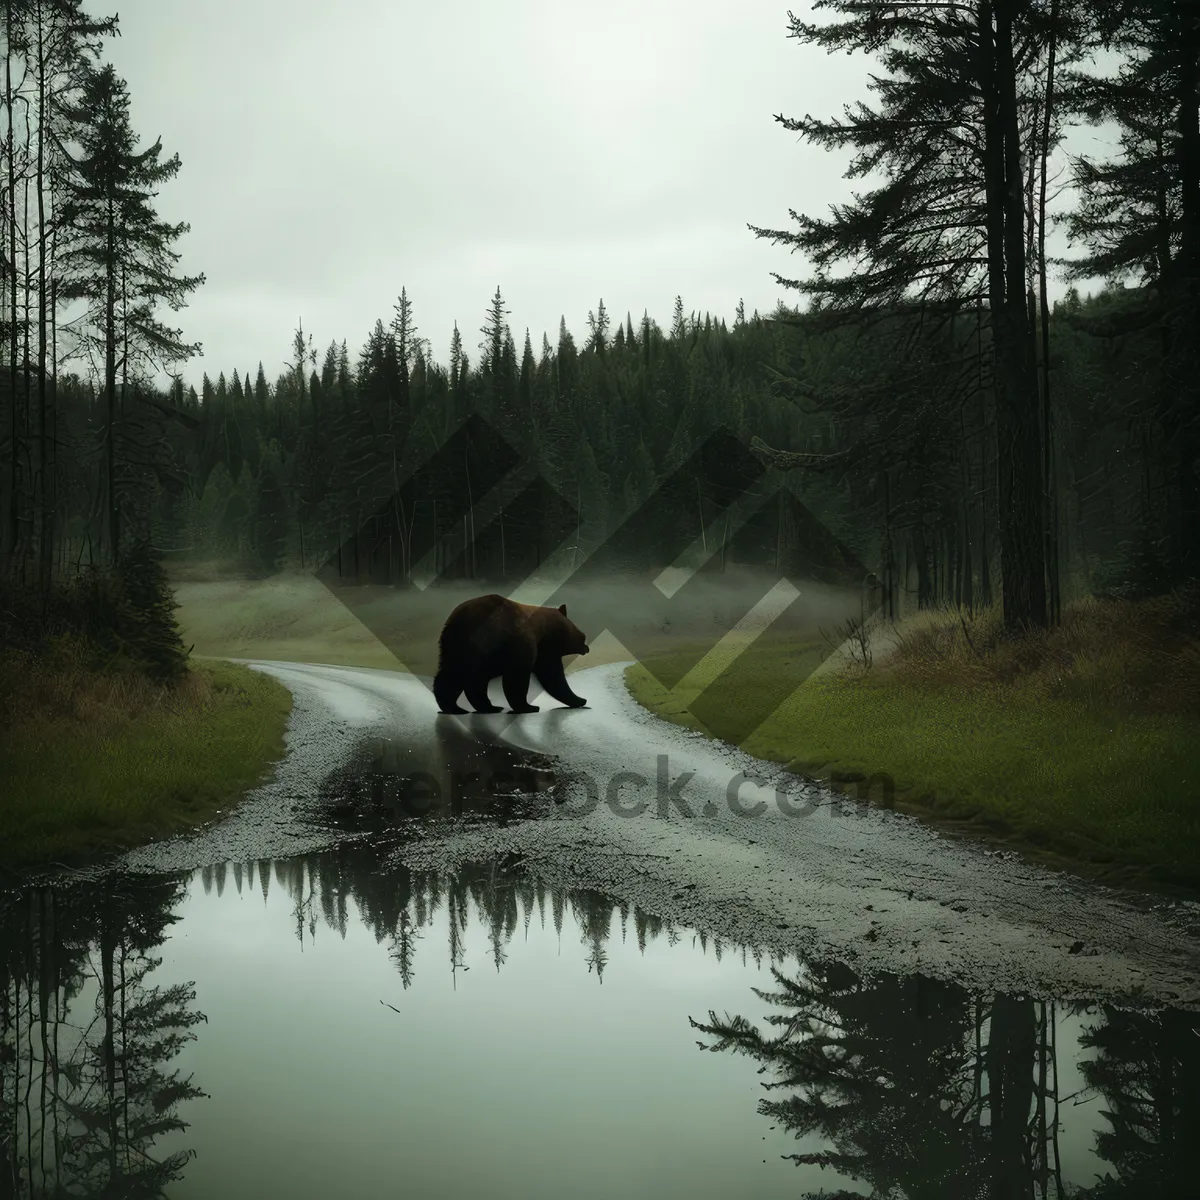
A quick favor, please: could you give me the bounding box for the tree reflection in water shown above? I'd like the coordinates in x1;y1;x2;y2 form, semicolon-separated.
0;874;206;1198
689;959;1200;1199
209;846;770;992
4;840;1196;1199
213;844;1200;1198
1073;1005;1200;1198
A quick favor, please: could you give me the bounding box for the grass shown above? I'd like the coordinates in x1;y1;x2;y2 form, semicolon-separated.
170;570;856;677
172;575;410;670
626;587;1200;891
0;646;293;872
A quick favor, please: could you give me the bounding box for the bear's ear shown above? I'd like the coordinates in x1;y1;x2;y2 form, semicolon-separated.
558;604;568;616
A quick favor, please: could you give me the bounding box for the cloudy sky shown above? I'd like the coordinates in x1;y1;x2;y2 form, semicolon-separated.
88;0;1101;390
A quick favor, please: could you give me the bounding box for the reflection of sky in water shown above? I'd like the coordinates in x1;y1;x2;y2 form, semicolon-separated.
153;861;833;1199
1052;1011;1109;1188
7;851;1181;1200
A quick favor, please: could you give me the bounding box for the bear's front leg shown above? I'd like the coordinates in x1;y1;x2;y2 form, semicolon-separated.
502;668;539;713
534;658;587;708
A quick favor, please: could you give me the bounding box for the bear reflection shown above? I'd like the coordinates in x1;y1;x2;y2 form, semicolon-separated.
319;719;559;834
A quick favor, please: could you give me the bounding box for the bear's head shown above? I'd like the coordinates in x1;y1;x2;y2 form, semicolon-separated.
557;604;590;656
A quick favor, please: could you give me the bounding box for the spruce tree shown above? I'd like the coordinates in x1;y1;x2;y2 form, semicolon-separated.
671;295;686;342
586;299;610;353
1062;1;1200;581
114;539;188;680
56;63;204;562
748;0;1066;629
519;328;536;415
480;286;509;374
391;286;419;367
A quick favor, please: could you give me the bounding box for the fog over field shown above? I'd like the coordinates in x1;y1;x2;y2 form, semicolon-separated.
174;564;863;678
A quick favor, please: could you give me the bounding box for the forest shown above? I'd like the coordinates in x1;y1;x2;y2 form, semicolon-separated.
1;3;1199;1194
0;0;1196;653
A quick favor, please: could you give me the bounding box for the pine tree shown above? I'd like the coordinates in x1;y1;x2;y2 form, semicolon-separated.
556;316;578;416
252;455;288;575
519;328;536;415
56;63;204;562
337;340;351;394
114;539;187;680
586;298;610;353
22;1;118;591
498;327;521;439
391;286;419;367
480;286;509;374
748;0;1064;629
1062;1;1200;581
448;321;464;427
671;295;686;342
321;341;338;395
254;363;270;424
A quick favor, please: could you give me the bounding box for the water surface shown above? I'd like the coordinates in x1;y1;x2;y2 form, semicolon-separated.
2;735;1199;1198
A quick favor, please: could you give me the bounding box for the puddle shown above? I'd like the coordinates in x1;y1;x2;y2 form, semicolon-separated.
310;726;562;839
2;837;1199;1199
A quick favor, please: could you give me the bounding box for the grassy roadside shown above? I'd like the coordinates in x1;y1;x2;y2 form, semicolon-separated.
0;656;293;873
625;590;1200;891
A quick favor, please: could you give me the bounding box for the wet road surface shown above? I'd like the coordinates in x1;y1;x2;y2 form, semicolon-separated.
6;657;1200;1197
116;659;1200;1008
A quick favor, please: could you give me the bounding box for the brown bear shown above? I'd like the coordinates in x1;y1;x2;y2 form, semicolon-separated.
433;593;591;715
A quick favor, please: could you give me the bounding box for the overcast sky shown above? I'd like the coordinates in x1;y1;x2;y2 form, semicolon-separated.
88;0;1104;391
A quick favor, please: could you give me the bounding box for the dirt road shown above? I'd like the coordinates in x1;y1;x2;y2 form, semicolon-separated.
107;658;1200;1008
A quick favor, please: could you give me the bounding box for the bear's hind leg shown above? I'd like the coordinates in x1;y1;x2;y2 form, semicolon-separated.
464;679;503;713
502;668;539;714
433;670;467;714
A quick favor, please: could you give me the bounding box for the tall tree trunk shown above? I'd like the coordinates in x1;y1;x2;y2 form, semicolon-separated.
35;0;50;600
3;3;18;575
48;273;55;586
1038;0;1060;623
987;994;1037;1200
105;198;117;563
99;921;119;1180
982;0;1048;630
1169;9;1200;580
20;157;30;583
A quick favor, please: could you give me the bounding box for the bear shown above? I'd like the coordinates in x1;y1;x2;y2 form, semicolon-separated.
433;593;591;715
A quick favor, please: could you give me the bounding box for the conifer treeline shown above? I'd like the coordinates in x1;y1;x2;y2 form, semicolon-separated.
142;279;1200;618
166;294;842;588
1;0;1196;632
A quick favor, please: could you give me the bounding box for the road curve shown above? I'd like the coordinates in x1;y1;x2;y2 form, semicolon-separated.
122;658;1200;1007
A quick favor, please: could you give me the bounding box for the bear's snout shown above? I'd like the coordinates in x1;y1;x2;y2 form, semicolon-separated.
580;645;590;655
